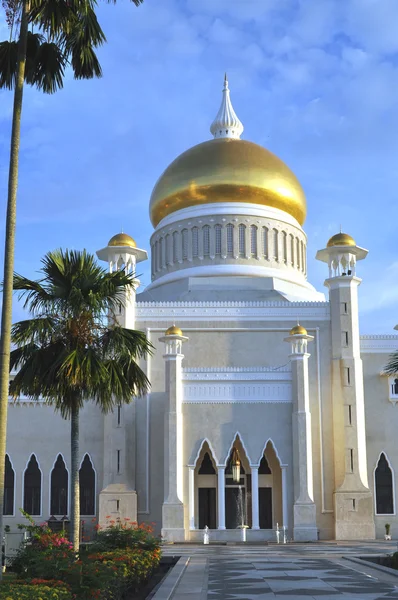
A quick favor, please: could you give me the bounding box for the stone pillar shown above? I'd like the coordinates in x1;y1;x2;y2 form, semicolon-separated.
159;327;188;542
285;326;317;541
189;466;195;530
281;465;288;529
316;238;375;540
251;466;260;530
217;467;226;529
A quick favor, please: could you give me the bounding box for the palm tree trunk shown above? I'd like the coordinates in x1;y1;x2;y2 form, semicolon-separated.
0;1;29;578
70;403;80;552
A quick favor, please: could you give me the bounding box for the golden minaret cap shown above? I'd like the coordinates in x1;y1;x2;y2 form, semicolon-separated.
210;74;244;139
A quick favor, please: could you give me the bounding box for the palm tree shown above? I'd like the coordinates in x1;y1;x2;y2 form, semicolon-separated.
9;249;152;551
0;0;143;560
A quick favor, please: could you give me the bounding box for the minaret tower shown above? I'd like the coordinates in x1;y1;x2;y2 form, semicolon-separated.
159;325;188;542
96;232;148;528
285;324;318;541
97;232;148;329
316;232;375;539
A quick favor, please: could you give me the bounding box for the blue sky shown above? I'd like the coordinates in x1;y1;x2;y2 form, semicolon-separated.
1;0;398;333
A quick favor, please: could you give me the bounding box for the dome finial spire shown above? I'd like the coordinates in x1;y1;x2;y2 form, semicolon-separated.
210;74;244;140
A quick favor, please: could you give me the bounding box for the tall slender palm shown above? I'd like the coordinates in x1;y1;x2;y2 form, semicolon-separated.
0;0;143;559
9;249;152;551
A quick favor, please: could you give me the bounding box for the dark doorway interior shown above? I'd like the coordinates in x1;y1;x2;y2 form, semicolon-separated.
198;488;216;529
259;487;272;529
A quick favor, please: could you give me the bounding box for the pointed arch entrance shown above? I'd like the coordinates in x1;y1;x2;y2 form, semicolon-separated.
194;442;217;530
375;453;394;515
224;435;251;530
256;440;283;529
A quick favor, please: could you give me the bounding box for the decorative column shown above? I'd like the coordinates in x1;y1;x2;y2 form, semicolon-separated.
281;465;288;529
316;233;375;540
284;325;317;541
217;467;226;530
251;466;260;530
159;325;188;542
188;466;195;530
96;233;148;528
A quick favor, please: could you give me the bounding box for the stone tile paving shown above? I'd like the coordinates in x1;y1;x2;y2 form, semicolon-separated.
161;542;398;599
207;556;398;599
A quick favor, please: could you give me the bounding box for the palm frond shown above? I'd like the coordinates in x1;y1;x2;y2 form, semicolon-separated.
31;40;67;93
100;326;154;359
11;316;58;346
25;31;45;84
13;273;54;312
0;40;18;90
384;352;398;375
29;0;74;38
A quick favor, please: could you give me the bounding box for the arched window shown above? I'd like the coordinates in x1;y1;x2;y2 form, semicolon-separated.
215;225;222;256
226;224;234;256
273;229;278;260
165;234;170;265
203;226;210;257
4;455;14;516
154;241;159;273
262;227;268;259
182;229;188;259
24;455;41;516
250;225;258;257
375;453;394;514
283;231;288;264
393;379;398;396
51;454;68;516
296;238;301;270
259;455;272;474
192;227;199;258
238;224;246;257
198;452;216;475
172;231;179;263
290;234;295;266
301;240;305;272
158;237;163;270
151;246;155;276
80;454;96;516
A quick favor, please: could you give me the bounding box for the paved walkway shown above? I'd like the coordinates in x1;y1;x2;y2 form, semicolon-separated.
155;542;398;599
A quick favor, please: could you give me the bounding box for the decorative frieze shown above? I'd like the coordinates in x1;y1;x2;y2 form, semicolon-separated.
136;300;330;322
360;335;398;353
182;367;292;403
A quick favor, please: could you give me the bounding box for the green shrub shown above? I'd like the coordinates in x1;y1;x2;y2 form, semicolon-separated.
0;581;72;600
84;548;161;599
10;514;161;600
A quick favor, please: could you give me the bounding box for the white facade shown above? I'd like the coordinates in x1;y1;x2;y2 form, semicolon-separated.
5;81;398;543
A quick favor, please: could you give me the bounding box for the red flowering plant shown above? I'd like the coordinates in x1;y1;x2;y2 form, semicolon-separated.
11;511;75;581
92;517;160;552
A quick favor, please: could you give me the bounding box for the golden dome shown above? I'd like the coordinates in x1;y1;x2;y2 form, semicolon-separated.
165;325;183;336
290;324;307;336
149;138;306;227
327;232;356;248
108;233;137;248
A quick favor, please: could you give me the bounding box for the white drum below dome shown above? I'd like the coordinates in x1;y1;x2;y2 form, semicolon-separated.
144;203;324;302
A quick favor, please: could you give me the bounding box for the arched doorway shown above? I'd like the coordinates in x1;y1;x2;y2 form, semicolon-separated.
225;437;251;529
375;453;394;515
195;444;217;529
257;441;283;529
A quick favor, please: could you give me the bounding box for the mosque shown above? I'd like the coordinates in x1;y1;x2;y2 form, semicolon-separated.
6;77;398;543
